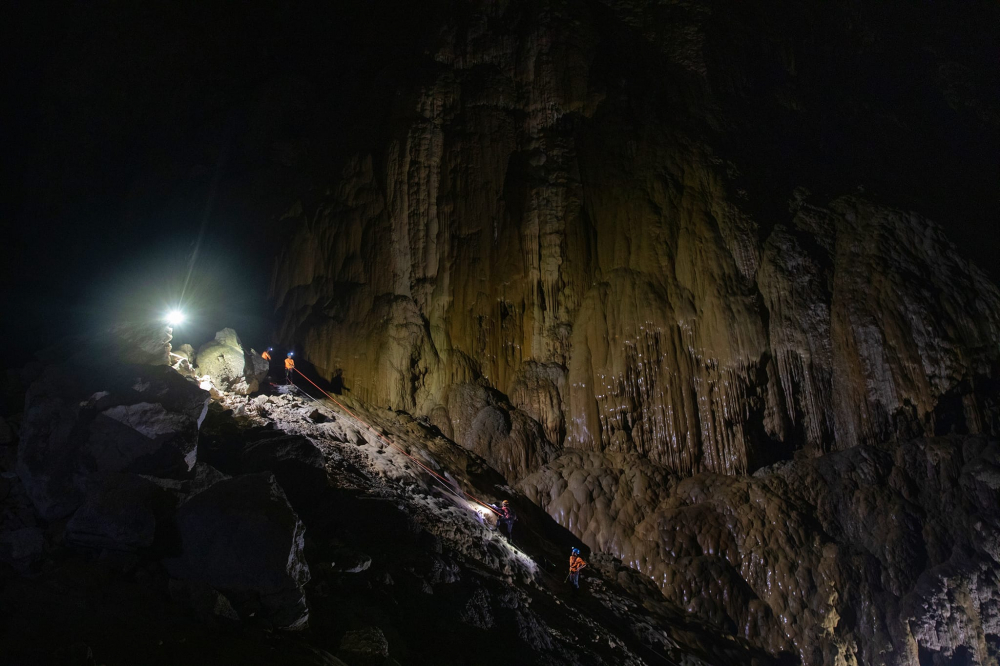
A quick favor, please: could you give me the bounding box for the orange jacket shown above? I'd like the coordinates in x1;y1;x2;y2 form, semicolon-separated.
284;357;295;370
262;351;271;361
569;555;586;574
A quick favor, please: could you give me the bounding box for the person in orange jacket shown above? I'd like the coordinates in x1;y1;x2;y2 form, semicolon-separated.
495;499;516;542
262;347;272;361
569;547;586;594
284;352;295;384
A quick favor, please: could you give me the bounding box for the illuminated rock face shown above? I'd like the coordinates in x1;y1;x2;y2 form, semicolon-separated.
519;437;1000;665
269;2;1000;662
270;1;1000;478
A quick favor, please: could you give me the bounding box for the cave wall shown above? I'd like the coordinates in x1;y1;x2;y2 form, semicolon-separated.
270;0;1000;478
519;436;1000;665
267;2;1000;662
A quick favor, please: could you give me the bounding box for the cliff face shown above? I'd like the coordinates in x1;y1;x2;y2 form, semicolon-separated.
268;1;1000;662
271;0;1000;476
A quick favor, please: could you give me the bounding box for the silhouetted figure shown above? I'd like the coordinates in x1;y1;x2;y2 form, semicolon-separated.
330;368;347;394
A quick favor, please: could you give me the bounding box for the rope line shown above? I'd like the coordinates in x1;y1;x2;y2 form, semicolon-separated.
290;368;500;516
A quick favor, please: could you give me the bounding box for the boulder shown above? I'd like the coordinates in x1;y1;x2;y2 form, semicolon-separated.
165;473;311;629
173;344;196;364
308;409;329;423
195;329;267;395
196;404;330;516
85;402;200;475
170;356;197;379
17;363;209;520
241;434;330;516
143;462;230;504
337;627;390;666
65;473;162;552
328;547;372;574
108;322;172;366
248;350;269;383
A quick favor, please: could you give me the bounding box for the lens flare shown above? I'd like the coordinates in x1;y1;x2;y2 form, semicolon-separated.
165;309;186;326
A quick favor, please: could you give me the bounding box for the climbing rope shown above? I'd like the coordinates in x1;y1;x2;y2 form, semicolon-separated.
290;368;501;516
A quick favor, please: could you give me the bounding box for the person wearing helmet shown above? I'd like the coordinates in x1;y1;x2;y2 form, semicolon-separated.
569;547;587;594
497;499;517;542
284;352;295;384
262;347;272;361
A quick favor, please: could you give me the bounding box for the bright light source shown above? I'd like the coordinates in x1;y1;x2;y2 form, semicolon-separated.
165;309;186;326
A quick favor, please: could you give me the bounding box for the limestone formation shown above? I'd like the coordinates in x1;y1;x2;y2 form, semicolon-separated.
269;1;1000;483
439;382;557;481
265;5;1000;661
520;437;1000;665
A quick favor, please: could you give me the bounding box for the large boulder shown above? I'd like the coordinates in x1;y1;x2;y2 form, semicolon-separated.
165;472;311;630
173;344;196;364
241;434;330;518
65;473;163;552
195;328;267;395
196;407;330;517
107;322;173;366
17;363;210;520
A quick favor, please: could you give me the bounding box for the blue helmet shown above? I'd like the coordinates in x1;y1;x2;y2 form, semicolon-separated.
571;547;580;555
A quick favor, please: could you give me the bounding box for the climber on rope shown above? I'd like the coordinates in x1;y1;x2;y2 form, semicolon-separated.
496;499;517;542
568;547;587;595
285;352;295;384
262;347;272;361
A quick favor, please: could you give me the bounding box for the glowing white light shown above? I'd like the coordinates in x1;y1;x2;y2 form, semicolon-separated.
165;309;186;326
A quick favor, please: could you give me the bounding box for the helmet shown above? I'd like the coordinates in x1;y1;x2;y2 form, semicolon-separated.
268;347;273;351
502;500;509;506
287;352;294;357
571;547;580;555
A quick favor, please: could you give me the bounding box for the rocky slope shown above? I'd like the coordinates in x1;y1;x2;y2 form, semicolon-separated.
266;1;1000;664
1;326;779;665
